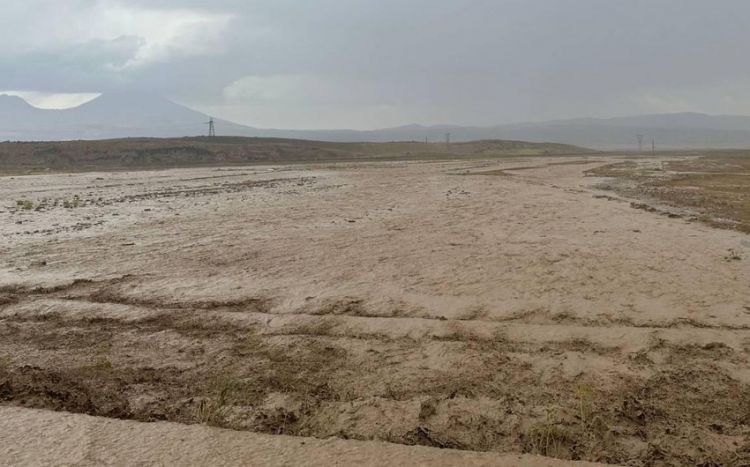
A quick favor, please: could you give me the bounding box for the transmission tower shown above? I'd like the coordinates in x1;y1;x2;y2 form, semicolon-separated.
206;118;216;137
637;134;644;152
445;132;451;148
652;137;656;156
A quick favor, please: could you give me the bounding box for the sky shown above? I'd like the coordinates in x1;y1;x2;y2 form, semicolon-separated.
2;0;750;129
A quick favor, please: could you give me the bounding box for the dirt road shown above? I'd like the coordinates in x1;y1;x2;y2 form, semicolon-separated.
1;156;748;464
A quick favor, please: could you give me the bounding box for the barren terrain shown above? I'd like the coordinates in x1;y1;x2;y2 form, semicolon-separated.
0;137;585;174
1;152;749;465
0;406;601;466
588;152;750;233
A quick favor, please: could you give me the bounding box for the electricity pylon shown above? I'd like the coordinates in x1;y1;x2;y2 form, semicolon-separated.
206;118;216;137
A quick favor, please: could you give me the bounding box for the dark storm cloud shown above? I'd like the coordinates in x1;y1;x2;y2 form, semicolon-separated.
2;0;750;128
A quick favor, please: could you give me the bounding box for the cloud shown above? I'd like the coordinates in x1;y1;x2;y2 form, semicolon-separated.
0;1;233;73
67;36;145;70
87;3;234;68
0;91;100;109
4;0;750;128
223;74;385;106
223;75;313;103
216;74;398;129
627;80;750;116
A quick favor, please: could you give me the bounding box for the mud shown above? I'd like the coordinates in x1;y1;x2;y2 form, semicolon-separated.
1;156;749;465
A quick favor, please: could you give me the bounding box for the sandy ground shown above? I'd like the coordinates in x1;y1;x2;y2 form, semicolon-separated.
1;156;749;464
0;406;604;466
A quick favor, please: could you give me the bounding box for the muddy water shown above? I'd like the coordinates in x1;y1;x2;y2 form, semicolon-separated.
1;158;749;464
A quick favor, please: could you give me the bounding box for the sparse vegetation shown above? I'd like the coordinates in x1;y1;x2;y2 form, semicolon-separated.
2;156;750;465
588;153;750;233
521;384;611;460
16;199;33;210
0;138;587;173
0;356;11;371
725;248;742;261
523;408;572;458
193;374;240;426
63;195;82;209
194;398;222;425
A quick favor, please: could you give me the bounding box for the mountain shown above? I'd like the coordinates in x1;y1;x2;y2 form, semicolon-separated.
0;95;50;137
0;92;256;141
2;92;750;149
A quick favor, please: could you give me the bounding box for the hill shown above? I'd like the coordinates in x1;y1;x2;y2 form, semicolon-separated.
0;137;587;173
0;92;254;141
2;92;750;148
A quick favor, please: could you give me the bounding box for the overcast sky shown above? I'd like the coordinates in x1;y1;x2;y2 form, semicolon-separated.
2;0;750;129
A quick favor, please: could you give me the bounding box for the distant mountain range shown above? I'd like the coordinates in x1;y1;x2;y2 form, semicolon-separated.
3;92;750;149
